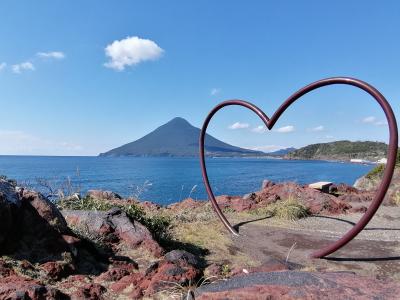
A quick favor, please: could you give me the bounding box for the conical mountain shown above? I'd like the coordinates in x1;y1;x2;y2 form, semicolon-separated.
99;117;263;157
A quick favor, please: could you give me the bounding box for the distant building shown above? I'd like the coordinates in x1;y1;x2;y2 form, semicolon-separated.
350;159;365;163
376;158;387;164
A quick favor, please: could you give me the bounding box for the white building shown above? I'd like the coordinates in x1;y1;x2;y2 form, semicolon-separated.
376;158;387;164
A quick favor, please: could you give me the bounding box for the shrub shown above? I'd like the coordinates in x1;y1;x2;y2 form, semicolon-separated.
57;196;113;211
366;164;385;179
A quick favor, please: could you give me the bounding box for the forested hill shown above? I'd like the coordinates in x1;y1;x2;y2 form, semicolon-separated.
285;140;388;162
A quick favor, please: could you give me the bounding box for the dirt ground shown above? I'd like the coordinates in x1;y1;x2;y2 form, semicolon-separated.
229;205;400;280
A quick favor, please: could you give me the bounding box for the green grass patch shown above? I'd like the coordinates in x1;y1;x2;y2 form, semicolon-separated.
366;164;385;179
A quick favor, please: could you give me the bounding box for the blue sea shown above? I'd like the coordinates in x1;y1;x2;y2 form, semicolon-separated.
0;156;373;205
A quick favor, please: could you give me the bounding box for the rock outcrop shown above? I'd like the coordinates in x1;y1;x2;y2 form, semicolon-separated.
213;181;373;215
61;207;164;257
0;179;77;261
355;168;400;205
110;249;201;298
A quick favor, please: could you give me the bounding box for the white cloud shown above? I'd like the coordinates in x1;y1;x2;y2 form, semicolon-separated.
251;125;266;133
12;61;35;74
361;116;387;126
104;36;164;71
251;145;286;153
228;122;250;129
211;88;221;96
310;125;324;132
0;129;83;155
362;116;377;124
0;62;6;71
374;120;388;126
275;125;295;133
37;51;65;59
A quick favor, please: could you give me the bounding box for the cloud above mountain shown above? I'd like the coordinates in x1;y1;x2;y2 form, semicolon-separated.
37;51;65;59
310;125;325;132
12;62;35;74
104;36;164;71
275;125;295;133
228;122;250;129
361;116;388;126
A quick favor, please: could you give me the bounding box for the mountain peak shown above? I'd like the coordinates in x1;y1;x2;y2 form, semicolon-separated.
167;117;191;125
99;117;263;157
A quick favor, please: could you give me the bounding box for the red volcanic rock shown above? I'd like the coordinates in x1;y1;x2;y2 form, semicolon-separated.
109;272;143;297
143;250;201;296
334;183;360;194
195;271;400;300
110;250;201;299
254;182;353;215
139;200;161;211
71;283;106;300
168;198;205;210
207;181;368;215
96;261;138;282
21;189;69;234
216;195;256;212
57;275;90;291
0;180;79;262
337;192;375;203
87;189;122;200
214;181;355;215
0;275;68;300
40;261;75;281
333;183;375;203
62;207;164;257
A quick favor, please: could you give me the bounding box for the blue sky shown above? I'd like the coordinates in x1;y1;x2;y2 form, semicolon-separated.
0;1;398;155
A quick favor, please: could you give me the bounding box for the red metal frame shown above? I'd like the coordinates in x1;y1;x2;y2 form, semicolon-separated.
199;77;398;258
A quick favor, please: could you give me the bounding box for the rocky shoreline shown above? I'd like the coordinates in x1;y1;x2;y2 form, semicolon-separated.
1;174;399;299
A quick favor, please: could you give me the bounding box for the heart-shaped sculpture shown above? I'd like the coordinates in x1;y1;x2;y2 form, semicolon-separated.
199;77;398;258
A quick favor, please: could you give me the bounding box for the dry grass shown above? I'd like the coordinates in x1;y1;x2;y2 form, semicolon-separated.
154;276;217;300
393;191;400;206
265;197;310;221
170;218;253;267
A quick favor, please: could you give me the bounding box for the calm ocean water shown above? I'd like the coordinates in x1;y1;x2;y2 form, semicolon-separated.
0;156;373;205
